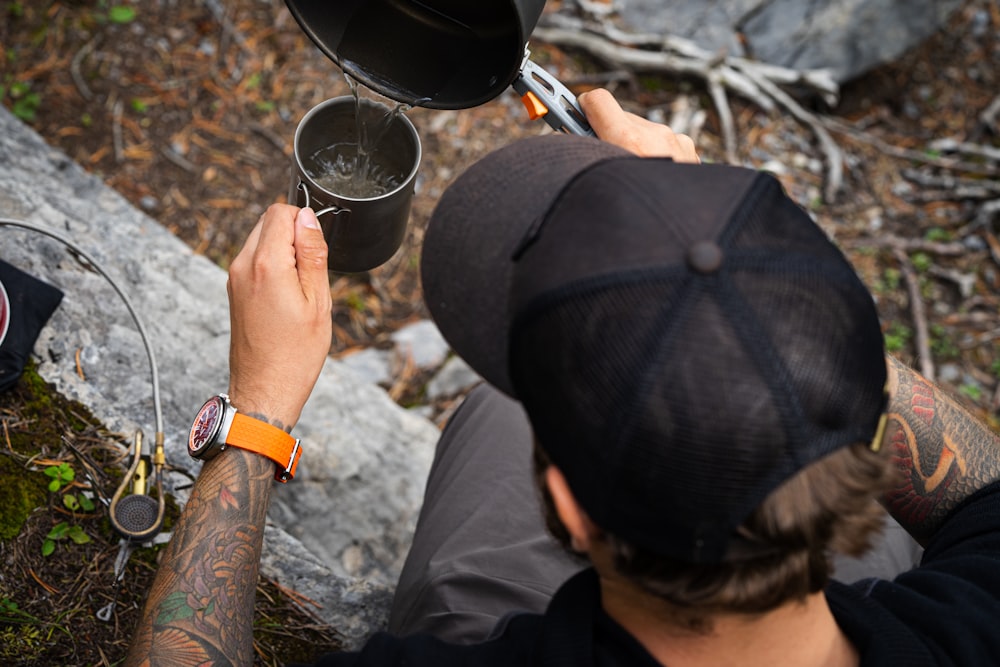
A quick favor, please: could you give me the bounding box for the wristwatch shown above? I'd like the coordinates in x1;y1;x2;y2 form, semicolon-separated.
188;394;301;482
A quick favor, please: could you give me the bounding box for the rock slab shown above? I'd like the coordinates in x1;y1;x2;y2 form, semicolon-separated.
0;106;438;648
617;0;965;82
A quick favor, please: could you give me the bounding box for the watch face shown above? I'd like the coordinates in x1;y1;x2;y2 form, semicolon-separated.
189;396;225;458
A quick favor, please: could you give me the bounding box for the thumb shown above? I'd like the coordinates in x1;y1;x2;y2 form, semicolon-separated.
294;207;330;301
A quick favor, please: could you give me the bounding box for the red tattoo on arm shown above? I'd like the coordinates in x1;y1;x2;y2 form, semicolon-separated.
884;356;1000;543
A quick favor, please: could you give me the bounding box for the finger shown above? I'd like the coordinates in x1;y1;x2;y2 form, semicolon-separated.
293;207;331;303
231;211;267;269
578;88;626;138
253;203;299;269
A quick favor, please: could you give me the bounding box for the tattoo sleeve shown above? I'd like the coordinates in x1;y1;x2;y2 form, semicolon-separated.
884;355;1000;543
124;437;276;666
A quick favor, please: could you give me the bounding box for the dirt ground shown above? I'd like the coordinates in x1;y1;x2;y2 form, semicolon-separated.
1;0;999;665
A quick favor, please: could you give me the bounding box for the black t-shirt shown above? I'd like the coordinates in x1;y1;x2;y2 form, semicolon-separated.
308;481;1000;666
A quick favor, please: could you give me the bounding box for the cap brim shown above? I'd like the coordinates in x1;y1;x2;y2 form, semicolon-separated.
421;135;632;396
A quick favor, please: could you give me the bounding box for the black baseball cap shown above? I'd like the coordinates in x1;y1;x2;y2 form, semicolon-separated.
421;134;887;563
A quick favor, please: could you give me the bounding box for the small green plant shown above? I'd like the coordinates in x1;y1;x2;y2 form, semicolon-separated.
108;4;136;23
62;492;95;513
344;290;367;313
924;227;952;242
43;462;96;512
911;252;932;273
5;79;41;122
42;521;91;556
884;323;912;353
930;324;959;360
882;267;901;291
130;97;148;113
43;462;74;492
0;597;38;624
960;383;983;402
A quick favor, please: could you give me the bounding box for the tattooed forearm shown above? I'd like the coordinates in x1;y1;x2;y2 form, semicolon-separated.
883;355;1000;543
125;446;274;666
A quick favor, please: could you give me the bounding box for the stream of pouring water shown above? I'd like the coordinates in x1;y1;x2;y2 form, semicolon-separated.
306;74;422;199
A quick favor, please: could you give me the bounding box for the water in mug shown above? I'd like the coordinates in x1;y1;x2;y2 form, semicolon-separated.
305;74;419;199
306;142;402;198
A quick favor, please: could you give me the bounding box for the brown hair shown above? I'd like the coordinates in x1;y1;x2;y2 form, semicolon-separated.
534;440;896;631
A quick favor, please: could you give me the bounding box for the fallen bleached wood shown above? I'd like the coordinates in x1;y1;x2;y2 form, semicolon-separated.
532;14;845;200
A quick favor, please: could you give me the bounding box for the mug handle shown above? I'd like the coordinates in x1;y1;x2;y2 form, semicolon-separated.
297;180;351;218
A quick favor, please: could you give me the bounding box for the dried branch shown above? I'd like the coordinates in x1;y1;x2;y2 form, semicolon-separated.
71;36;99;102
532;13;846;200
892;247;935;382
822;117;1000;177
202;0;251;54
981;93;1000;131
975;200;1000;229
706;71;737;163
929;137;1000;163
844;235;968;257
112;99;125;164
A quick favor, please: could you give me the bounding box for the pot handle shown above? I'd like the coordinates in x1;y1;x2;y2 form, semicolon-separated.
512;57;596;137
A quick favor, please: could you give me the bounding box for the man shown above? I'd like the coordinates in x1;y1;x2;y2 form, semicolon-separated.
125;90;1000;665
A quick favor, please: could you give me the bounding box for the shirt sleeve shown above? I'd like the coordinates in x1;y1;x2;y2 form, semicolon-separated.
867;480;1000;663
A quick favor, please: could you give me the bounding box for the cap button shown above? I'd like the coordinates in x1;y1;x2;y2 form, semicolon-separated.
687;240;724;273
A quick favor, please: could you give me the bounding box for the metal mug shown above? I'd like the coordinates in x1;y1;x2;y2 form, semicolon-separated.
289;96;421;273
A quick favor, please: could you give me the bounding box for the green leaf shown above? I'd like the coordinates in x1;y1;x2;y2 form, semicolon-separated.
67;526;91;545
911;252;932;273
41;540;55;557
960;383;983;401
60;465;74;482
79;494;96;512
48;479;61;492
108;5;136;23
63;494;80;511
46;522;69;540
43;466;60;478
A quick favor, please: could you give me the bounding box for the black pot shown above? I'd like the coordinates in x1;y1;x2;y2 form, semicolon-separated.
284;0;546;110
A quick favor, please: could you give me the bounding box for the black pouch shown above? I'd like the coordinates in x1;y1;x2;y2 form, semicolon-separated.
0;259;64;392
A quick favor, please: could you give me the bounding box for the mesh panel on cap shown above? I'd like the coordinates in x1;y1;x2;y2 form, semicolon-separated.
508;170;886;563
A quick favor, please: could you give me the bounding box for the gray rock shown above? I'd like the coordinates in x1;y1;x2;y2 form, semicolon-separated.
339;347;394;386
391;319;450;370
0;106;438;648
616;0;965;83
937;363;961;384
427;356;482;401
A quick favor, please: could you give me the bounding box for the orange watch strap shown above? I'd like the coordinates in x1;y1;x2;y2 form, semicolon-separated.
228;412;301;481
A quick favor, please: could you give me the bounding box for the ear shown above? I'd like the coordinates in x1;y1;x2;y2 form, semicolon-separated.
545;466;598;554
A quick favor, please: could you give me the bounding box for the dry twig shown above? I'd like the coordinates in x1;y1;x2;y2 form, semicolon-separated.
70;35;99;102
532;13;845;200
892;247;935;382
